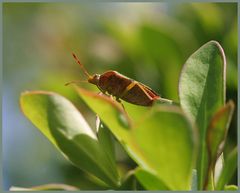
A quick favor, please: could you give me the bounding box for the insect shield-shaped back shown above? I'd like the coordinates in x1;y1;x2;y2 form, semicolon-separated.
69;53;171;106
97;71;161;106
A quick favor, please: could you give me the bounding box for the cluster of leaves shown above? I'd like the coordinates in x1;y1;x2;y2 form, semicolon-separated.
18;41;237;190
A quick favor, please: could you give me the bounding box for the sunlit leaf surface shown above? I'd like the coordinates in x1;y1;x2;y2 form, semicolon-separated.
134;168;169;190
216;147;237;190
206;100;234;186
179;41;226;189
20;91;120;188
75;86;197;190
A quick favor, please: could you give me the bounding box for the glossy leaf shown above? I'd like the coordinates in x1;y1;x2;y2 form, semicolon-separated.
134;168;169;190
216;147;237;190
179;40;226;189
75;86;197;190
20;91;120;188
207;100;234;163
96;117;116;169
224;185;238;191
132;106;197;190
204;101;235;189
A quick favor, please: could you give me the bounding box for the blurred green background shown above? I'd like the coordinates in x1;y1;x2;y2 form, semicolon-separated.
3;2;237;190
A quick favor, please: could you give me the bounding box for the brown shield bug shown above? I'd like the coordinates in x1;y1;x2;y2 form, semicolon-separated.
66;53;172;107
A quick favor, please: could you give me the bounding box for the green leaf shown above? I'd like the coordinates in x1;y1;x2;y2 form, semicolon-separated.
134;168;169;190
204;101;235;189
20;91;58;147
216;147;237;190
96;117;116;169
75;86;131;142
207;101;234;163
118;170;137;190
179;40;226;189
132;106;197;190
224;185;238;191
75;86;197;190
20;91;120;188
10;184;79;191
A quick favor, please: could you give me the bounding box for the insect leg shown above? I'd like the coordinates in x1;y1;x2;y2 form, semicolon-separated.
98;91;116;103
99;91;131;127
97;91;109;98
116;97;125;111
110;95;125;109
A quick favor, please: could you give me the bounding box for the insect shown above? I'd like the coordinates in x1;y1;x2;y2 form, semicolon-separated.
66;53;172;107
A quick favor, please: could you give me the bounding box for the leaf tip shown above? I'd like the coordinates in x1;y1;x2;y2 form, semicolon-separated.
208;40;226;70
20;90;31;97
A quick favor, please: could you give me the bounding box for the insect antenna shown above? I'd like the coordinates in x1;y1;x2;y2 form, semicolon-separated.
65;80;88;86
72;52;92;78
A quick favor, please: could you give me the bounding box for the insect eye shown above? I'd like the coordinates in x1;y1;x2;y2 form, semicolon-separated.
95;74;100;79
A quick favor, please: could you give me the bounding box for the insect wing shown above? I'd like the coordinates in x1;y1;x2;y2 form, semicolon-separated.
138;82;160;99
121;82;157;106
